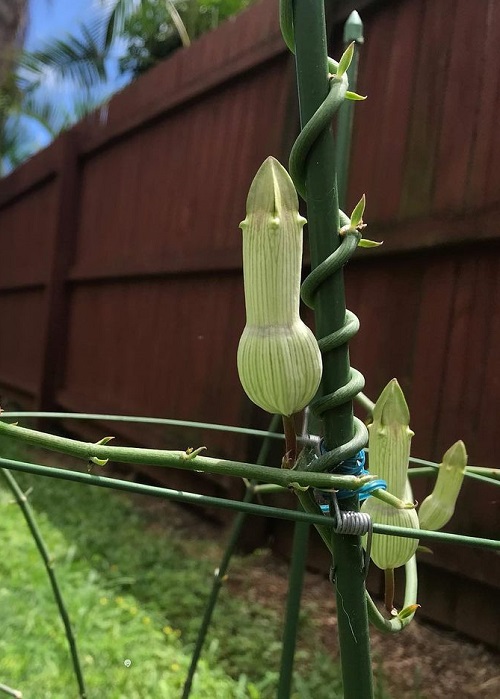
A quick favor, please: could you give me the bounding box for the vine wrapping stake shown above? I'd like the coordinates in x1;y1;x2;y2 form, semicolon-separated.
280;1;374;695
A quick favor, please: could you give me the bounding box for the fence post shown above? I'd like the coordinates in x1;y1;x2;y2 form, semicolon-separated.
35;130;80;415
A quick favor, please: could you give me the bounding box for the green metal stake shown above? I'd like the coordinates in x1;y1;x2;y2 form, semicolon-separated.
290;1;373;696
277;519;309;699
335;11;364;209
1;468;87;699
181;414;281;698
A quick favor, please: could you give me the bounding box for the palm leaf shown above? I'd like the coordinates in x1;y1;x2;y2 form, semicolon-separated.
20;18;109;91
103;0;138;49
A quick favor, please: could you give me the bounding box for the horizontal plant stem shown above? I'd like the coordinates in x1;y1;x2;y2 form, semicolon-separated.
5;414;498;479
1;411;287;441
1;456;499;550
0;419;369;492
253;483;286;494
408;465;499;486
370;488;414;508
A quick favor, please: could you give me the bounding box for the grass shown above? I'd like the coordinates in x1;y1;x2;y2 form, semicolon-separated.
0;435;391;698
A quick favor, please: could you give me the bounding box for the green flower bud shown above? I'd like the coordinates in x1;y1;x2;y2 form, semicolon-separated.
362;379;419;569
368;379;414;499
362;498;420;569
237;157;322;416
418;440;467;531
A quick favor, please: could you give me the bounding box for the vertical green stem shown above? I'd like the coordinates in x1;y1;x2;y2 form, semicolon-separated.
181;488;253;699
282;414;298;467
335;11;364;209
384;568;395;615
181;414;281;698
291;1;373;696
0;468;87;699
277;519;309;699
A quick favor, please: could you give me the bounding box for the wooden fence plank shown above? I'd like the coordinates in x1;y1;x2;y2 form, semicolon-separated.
399;0;455;218
466;0;500;208
432;0;488;213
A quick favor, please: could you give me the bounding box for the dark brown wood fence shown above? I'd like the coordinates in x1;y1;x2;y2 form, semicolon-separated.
1;0;499;647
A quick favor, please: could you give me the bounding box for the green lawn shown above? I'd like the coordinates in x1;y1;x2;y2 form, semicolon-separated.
0;434;355;699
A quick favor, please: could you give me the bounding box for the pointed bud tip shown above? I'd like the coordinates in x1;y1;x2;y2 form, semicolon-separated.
443;440;467;465
245;157;299;217
372;379;411;426
344;10;364;43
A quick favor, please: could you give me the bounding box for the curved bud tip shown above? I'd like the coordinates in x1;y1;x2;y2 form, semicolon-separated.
243;156;300;220
372;378;411;427
443;439;467;467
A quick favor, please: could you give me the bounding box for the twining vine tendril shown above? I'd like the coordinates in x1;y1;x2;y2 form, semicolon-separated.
279;0;368;476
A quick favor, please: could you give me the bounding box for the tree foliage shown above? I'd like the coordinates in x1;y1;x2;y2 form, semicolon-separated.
1;0;253;173
119;0;253;77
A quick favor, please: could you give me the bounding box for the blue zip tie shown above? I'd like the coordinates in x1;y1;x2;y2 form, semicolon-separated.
315;443;386;502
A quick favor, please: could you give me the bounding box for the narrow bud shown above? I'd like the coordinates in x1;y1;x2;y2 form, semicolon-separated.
362;379;418;569
418;440;467;531
368;379;414;498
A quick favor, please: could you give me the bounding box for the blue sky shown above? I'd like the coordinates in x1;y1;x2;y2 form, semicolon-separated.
16;1;129;156
26;0;100;50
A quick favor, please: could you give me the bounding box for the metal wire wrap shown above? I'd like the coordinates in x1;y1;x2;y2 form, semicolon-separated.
280;0;368;475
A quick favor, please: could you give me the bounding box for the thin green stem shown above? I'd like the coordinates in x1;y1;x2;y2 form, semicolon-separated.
384;568;395;615
367;555;419;633
289;0;372;693
181;488;253;699
0;468;87;698
282;414;298;467
1;411;287;442
408;464;500;486
277;519;309;699
355;391;375;416
3;456;499;549
0;419;372;492
0;682;23;698
181;414;281;698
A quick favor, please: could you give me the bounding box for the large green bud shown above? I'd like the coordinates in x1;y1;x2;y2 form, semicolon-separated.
237;157;322;416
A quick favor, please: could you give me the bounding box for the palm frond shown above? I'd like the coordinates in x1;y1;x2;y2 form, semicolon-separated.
20;94;71;136
20;18;109;91
103;0;138;49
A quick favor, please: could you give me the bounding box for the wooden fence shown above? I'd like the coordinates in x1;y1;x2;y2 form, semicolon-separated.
1;0;499;647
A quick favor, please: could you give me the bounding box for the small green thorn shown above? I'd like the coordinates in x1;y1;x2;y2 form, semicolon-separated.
336;41;355;78
350;194;366;228
358;239;383;248
182;446;207;461
96;436;114;446
397;603;420;620
345;91;367;101
90;456;108;466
